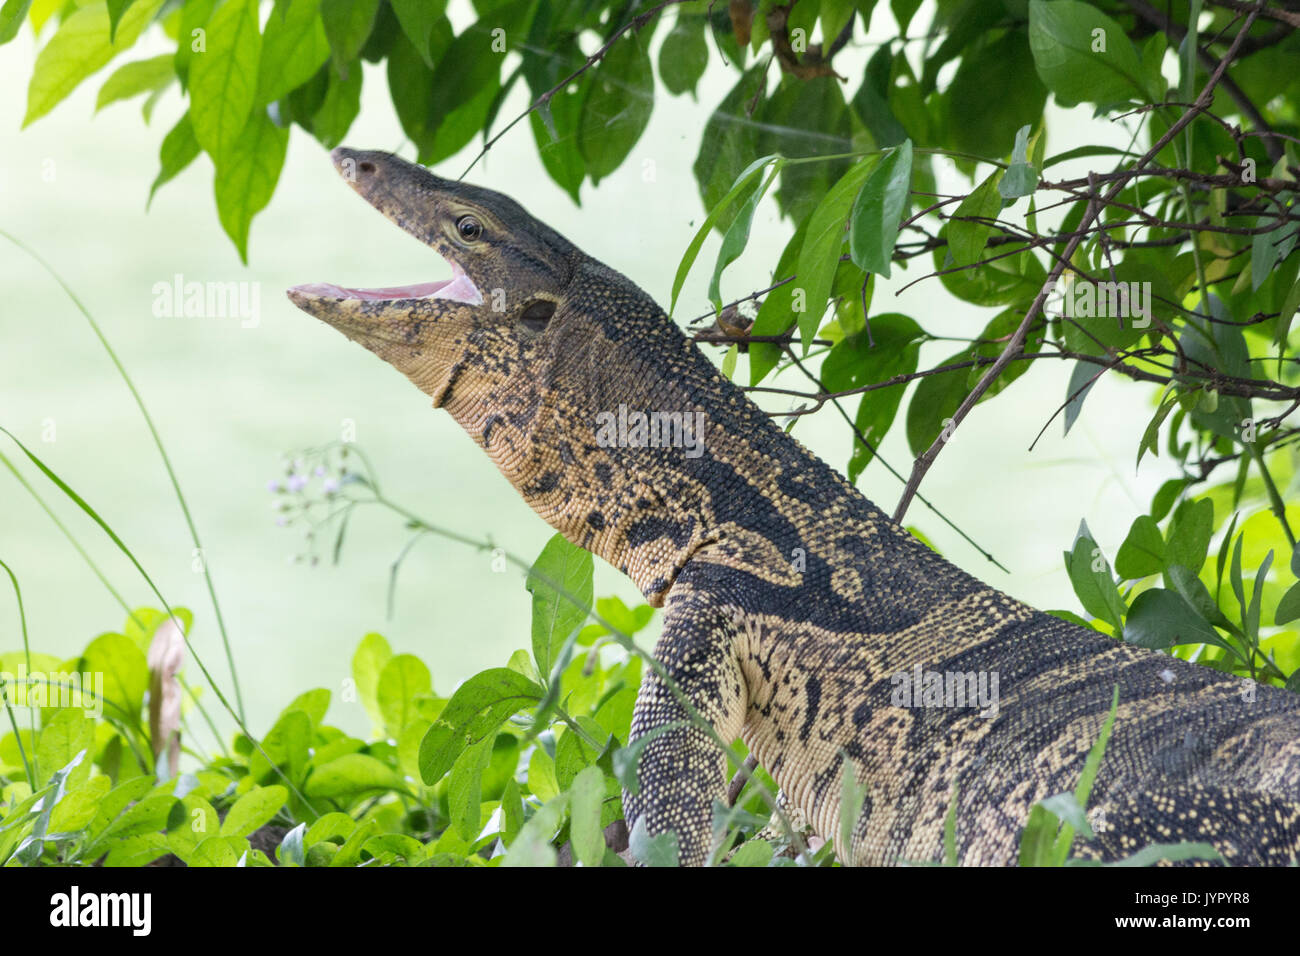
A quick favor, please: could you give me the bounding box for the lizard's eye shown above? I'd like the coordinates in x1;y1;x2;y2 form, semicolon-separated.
456;215;483;242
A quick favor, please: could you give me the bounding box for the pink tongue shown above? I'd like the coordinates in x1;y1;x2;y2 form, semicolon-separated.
295;281;452;300
433;272;483;304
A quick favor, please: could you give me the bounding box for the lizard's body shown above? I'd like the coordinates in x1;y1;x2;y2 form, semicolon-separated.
290;149;1300;865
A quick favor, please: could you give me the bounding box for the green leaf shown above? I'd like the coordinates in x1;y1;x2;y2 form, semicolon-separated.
309;64;361;148
319;0;379;70
304;753;406;801
659;13;707;97
23;0;165;126
820;313;924;479
418;668;543;785
256;0;331;106
998;125;1039;200
1275;580;1300;626
629;814;680;867
1165;498;1214;575
1114;515;1165;579
707;163;778;311
0;0;34;46
95;53;172;110
1103;841;1223;867
670;154;778;314
107;0;137;41
795;156;877;350
729;839;773;867
448;733;495;841
389;0;444;67
36;709;93;790
189;0;261;164
1123;589;1225;650
948;169;1003;267
904;350;968;455
693;66;764;235
1063;523;1125;632
527;534;594;679
214;109;289;263
578;31;654;184
568;765;606;867
1027;0;1150;108
377;653;432;740
945;30;1047;161
352;632;392;736
1062;358;1097;436
849;139;912;279
502;794;567;866
79;631;149;722
220;785;287;838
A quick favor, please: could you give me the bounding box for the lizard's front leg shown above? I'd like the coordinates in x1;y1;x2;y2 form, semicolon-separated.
623;605;747;866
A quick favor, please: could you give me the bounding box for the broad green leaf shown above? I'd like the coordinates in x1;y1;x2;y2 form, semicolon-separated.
389;0;444;66
568;765;605;867
256;0;331;106
629;814;680;867
795;156;877;350
35;710;93;790
578;30;654;184
1123;589;1224;650
729;839;773;866
658;12;707;97
79;631;149;723
304;753;406;801
189;0;260;164
1063;523;1125;632
948;170;1003;267
221;785;287;838
904;350;968;455
106;0;137;40
310;64;361;147
174;0;215;89
1114;515;1164;579
502;794;567;866
418;668;543;785
189;835;247;866
849;139;912;278
94;52;172;110
448;733;495;841
319;0;379;70
165;793;220;859
23;0;165;126
693;66;764;234
352;632;392;735
945;30;1046;160
377;653;432;739
1165;498;1213;575
1027;0;1151;108
214;109;289;263
0;0;33;45
1276;580;1300;626
527;534;594;679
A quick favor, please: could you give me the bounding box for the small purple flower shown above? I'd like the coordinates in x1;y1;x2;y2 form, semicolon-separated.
288;474;308;492
315;465;327;477
275;517;288;527
323;478;340;494
267;479;281;493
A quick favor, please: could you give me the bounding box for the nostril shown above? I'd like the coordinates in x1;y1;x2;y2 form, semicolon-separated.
358;161;376;175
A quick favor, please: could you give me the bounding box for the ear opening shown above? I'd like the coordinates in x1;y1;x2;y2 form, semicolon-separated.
520;299;556;333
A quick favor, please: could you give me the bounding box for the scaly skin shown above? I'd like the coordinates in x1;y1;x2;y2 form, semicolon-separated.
289;148;1300;866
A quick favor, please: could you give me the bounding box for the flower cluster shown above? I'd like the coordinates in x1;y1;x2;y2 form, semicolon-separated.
267;444;361;565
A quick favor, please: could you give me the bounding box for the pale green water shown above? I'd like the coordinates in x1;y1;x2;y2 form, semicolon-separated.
0;13;1176;742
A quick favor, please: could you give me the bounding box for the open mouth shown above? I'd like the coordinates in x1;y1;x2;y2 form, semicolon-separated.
289;256;483;306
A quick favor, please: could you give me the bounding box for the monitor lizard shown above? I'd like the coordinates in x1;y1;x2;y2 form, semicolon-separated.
288;148;1300;866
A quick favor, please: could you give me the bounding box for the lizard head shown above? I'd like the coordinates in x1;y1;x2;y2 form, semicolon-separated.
287;147;579;404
